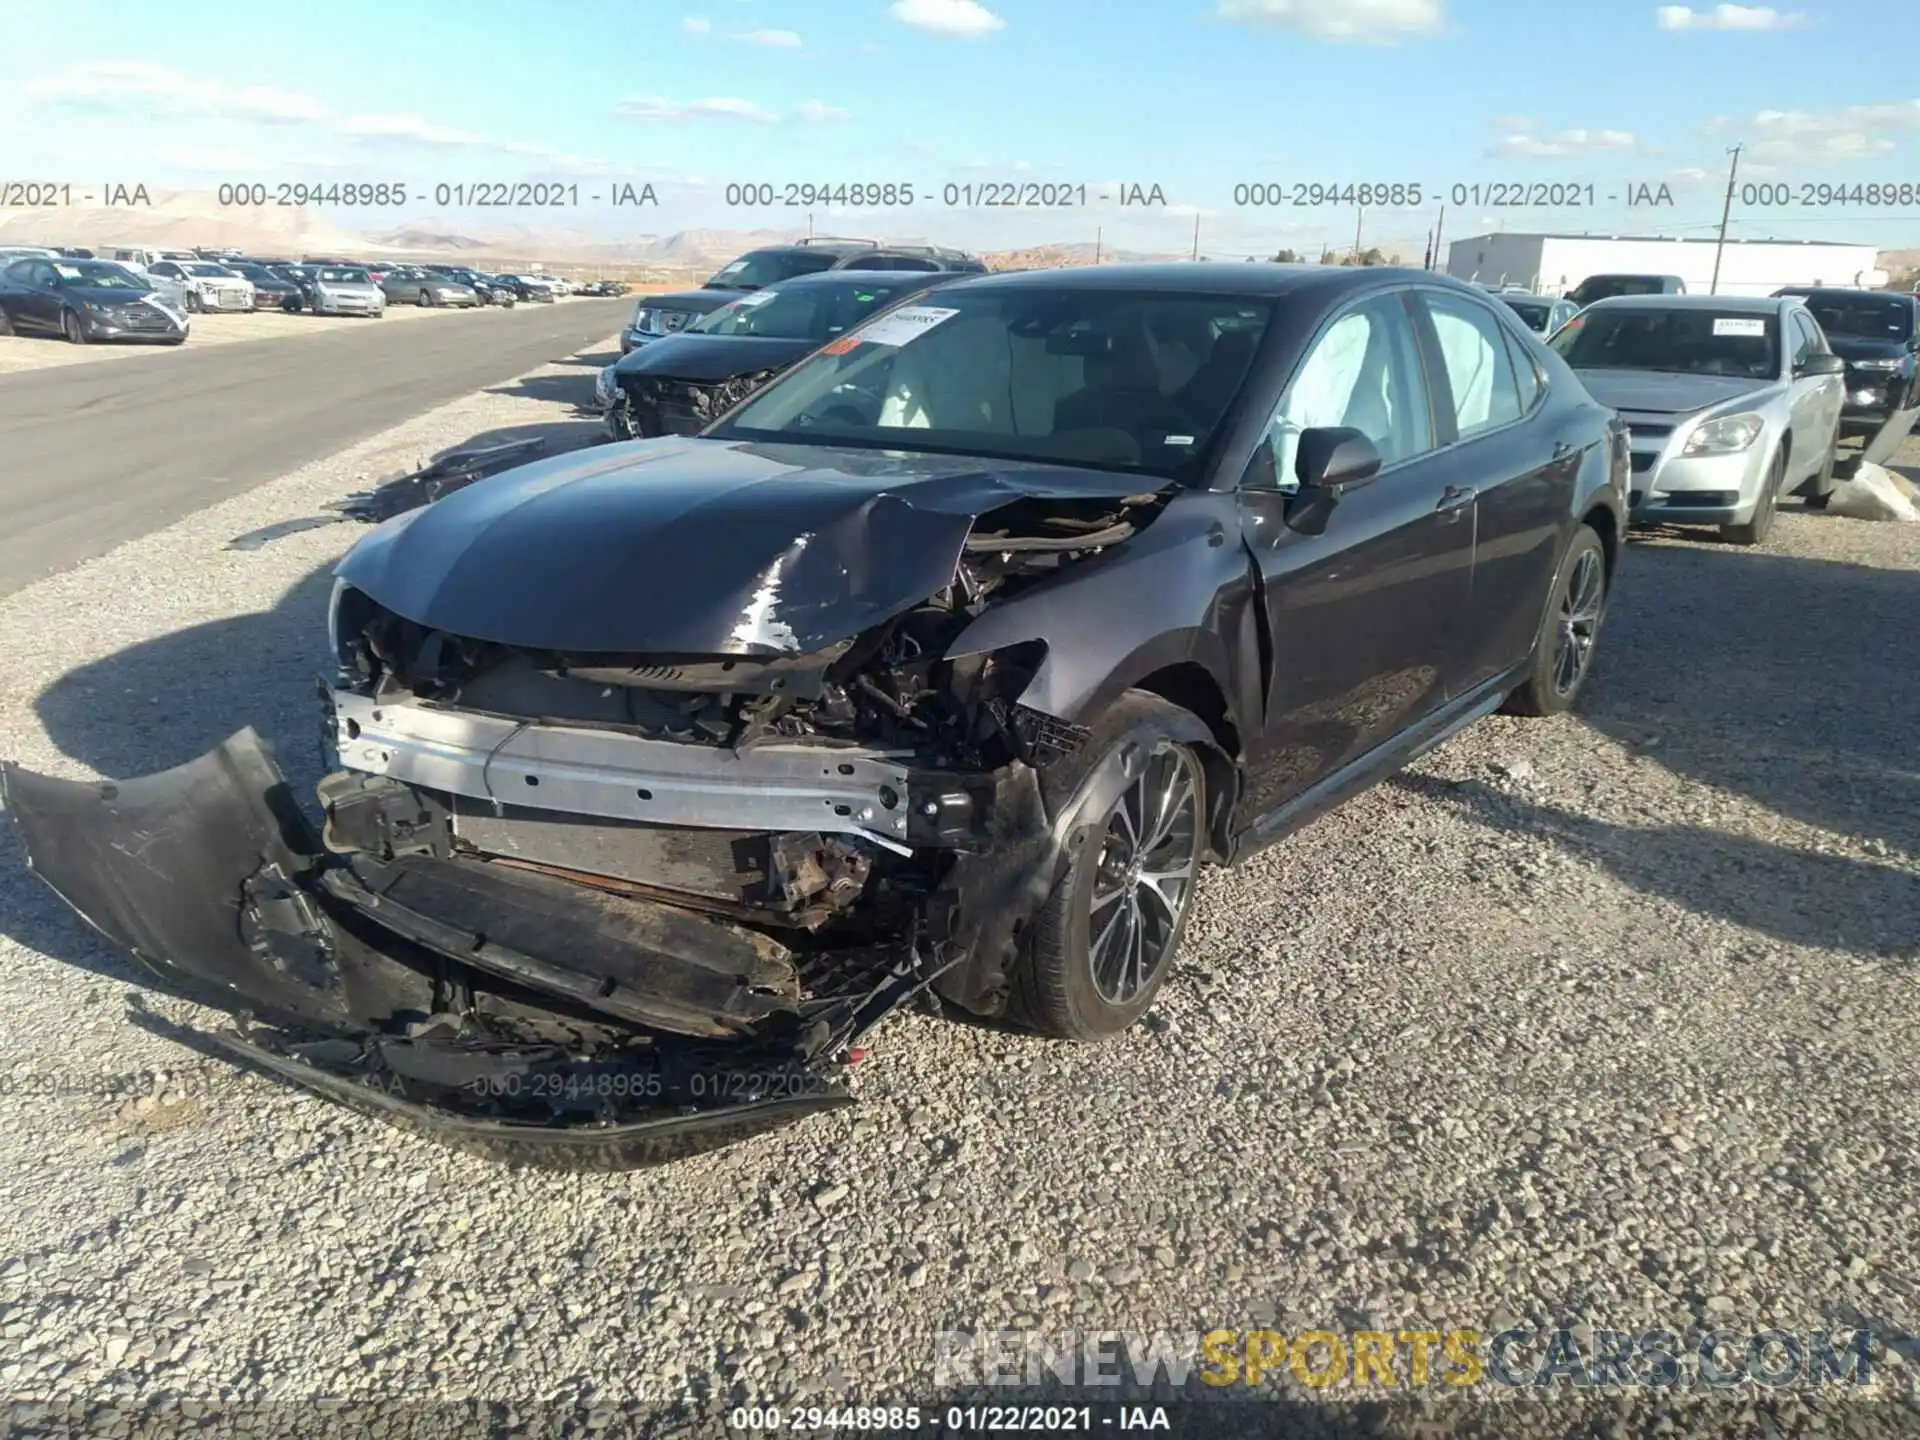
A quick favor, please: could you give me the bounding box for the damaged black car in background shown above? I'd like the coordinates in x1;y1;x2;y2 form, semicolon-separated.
596;269;955;440
3;265;1628;1168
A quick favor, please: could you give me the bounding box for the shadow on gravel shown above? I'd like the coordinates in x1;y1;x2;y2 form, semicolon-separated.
1583;540;1920;857
1395;773;1917;957
1;413;609;975
0;560;337;980
486;370;600;408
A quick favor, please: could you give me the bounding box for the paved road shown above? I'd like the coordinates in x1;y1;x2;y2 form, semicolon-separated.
0;298;629;598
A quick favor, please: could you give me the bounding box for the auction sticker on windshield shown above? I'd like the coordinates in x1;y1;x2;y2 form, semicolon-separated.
842;305;961;348
1713;317;1766;337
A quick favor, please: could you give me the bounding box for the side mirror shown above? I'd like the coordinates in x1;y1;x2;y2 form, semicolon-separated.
1295;426;1383;491
1798;352;1845;377
1282;427;1382;535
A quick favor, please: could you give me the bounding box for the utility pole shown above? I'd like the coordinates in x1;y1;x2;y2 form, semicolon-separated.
1353;208;1364;261
807;212;815;240
1190;212;1200;261
1433;205;1446;273
1094;226;1102;264
1710;145;1740;295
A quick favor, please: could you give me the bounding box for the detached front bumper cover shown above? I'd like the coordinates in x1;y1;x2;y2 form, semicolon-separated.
0;730;860;1168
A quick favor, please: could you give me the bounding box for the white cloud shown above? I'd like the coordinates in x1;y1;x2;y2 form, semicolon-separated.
25;61;330;124
888;0;1005;38
1490;124;1641;158
1217;0;1442;42
615;95;781;122
152;146;269;172
1655;4;1806;29
737;27;801;45
681;15;711;31
793;99;852;122
340;114;492;148
1712;100;1920;164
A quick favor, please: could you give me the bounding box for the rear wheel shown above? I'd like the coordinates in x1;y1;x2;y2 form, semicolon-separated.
1009;692;1208;1041
0;307;13;336
1721;448;1784;545
1502;525;1608;717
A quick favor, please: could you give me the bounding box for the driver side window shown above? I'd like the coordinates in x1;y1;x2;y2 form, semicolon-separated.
1259;293;1432;491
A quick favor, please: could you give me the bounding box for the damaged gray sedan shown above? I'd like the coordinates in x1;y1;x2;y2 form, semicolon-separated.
2;264;1628;1167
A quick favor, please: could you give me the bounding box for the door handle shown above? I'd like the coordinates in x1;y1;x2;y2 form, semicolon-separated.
1436;485;1476;514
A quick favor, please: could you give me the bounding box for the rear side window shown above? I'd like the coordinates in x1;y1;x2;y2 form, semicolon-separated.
1420;291;1524;439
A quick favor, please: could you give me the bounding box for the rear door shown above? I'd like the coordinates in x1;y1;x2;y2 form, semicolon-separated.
1234;287;1476;824
1410;286;1581;691
17;261;62;331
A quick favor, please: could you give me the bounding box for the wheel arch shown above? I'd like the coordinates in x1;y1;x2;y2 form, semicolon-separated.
1127;664;1240;860
1580;500;1619;580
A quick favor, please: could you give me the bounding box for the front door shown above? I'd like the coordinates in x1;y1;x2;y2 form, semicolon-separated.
1235;288;1477;825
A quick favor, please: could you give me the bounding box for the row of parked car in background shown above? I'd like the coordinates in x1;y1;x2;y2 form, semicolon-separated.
595;248;1915;551
0;241;629;346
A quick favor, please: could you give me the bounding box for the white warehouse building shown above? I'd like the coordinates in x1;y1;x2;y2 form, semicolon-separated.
1445;233;1885;298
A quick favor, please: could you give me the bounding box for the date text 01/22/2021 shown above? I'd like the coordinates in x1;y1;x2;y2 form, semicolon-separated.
212;181;661;208
1229;181;1679;208
726;1404;1172;1432
720;182;1170;208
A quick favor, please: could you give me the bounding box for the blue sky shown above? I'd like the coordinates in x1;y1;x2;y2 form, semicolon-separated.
4;0;1920;257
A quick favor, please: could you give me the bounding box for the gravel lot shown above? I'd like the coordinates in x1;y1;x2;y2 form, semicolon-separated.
0;293;612;375
0;348;1915;1437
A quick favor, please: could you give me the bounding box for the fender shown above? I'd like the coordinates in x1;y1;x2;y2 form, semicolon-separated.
945;489;1253;728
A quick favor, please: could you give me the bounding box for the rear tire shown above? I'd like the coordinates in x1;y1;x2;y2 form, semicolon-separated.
0;307;13;336
1007;692;1209;1041
1502;525;1608;717
1721;448;1784;545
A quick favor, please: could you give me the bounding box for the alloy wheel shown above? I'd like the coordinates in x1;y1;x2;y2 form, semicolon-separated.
1552;548;1604;696
1087;744;1202;1005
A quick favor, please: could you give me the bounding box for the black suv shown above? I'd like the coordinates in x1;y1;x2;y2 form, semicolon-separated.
618;237;988;352
1773;286;1920;465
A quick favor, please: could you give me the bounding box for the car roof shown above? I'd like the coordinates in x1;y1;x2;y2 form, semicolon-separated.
1777;286;1914;302
754;268;955;290
1580;293;1787;313
933;261;1488;301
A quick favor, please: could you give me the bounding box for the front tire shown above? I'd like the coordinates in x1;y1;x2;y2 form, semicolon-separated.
418;289;434;307
60;310;89;345
1009;692;1208;1041
1722;448;1784;545
1502;525;1608;717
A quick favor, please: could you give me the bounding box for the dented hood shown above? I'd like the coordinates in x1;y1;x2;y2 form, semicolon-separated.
610;332;814;383
333;438;1164;655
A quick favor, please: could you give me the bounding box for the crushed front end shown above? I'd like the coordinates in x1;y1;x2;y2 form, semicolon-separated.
0;487;1158;1167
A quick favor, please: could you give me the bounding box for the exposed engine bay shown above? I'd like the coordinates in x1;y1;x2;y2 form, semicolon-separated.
1;460;1170;1169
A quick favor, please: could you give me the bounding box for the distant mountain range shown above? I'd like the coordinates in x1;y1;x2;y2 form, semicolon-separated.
0;188;1185;270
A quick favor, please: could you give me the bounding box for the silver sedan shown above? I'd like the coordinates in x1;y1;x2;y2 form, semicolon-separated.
1550;294;1845;544
378;266;478;307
